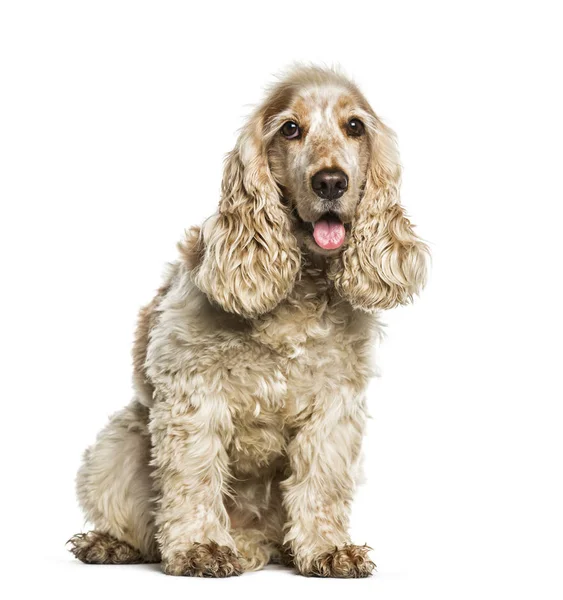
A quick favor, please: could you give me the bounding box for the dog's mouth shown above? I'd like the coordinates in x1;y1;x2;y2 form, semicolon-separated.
292;209;350;251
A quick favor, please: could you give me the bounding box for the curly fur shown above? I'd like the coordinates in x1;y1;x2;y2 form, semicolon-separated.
192;107;301;317
329;121;429;311
70;65;428;578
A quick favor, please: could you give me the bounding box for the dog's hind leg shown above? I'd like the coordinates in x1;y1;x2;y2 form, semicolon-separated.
67;531;147;564
69;400;160;564
231;528;278;571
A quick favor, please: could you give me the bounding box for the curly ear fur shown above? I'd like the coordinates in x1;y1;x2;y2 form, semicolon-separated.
187;110;301;317
331;121;429;311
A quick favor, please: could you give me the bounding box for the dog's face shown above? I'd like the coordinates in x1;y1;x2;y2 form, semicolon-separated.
267;85;372;255
193;66;428;317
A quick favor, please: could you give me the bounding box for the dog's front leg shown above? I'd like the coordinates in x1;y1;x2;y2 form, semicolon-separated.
149;383;242;577
282;394;375;578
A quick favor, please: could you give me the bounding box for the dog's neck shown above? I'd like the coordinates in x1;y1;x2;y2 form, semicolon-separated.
300;249;331;272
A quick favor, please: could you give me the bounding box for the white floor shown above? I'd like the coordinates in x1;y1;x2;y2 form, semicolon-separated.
32;551;401;600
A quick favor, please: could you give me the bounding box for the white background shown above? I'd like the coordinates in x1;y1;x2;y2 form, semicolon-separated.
1;1;562;598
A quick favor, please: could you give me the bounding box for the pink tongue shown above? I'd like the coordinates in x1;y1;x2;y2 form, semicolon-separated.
313;218;346;250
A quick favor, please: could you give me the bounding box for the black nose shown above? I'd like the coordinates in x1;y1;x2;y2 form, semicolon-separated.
311;169;348;200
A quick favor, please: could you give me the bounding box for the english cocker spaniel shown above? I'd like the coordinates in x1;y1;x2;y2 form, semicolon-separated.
69;65;428;578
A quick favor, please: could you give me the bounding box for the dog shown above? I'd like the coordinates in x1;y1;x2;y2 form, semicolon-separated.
68;65;428;578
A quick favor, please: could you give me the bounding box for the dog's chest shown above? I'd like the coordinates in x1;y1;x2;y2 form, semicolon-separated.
227;285;375;476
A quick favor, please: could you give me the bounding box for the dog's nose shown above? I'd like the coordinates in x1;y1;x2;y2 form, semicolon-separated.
311;169;348;201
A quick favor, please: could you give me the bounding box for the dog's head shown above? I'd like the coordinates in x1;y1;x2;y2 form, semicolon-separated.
189;65;428;317
266;73;372;256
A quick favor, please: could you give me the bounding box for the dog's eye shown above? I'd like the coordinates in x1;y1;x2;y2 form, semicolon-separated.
281;121;301;140
346;118;365;137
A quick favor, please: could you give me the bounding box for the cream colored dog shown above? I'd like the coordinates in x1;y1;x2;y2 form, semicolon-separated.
69;65;428;578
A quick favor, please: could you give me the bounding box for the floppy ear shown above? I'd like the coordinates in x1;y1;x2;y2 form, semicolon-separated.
330;121;429;311
187;111;301;317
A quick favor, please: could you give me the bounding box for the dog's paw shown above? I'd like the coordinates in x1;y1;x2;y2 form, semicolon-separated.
300;544;375;578
67;531;145;564
162;542;243;577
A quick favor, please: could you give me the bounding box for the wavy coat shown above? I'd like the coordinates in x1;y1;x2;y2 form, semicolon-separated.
69;65;428;578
